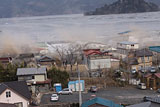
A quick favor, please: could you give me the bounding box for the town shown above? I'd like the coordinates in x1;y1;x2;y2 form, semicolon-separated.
0;39;160;107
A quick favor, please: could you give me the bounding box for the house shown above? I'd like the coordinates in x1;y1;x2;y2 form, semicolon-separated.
17;67;51;94
117;41;139;58
127;49;153;72
143;96;160;107
149;46;160;66
82;97;123;107
37;56;55;70
144;73;160;90
0;81;31;107
0;57;12;65
83;49;111;71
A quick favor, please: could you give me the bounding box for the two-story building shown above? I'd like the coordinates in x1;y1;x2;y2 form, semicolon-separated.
117;41;139;58
128;49;153;71
17;67;51;94
0;81;31;107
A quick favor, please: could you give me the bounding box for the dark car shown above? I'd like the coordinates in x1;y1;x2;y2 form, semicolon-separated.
89;86;98;93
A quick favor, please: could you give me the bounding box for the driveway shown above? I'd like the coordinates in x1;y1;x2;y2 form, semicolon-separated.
40;87;160;105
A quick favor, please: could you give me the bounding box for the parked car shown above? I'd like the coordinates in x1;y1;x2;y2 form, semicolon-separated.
89;86;98;93
157;89;160;93
137;83;146;90
58;88;72;95
150;67;156;73
50;94;59;101
131;69;137;74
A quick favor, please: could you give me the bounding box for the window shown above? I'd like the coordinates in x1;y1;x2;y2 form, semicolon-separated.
32;76;35;79
141;57;144;62
6;91;11;98
131;44;134;46
14;102;23;107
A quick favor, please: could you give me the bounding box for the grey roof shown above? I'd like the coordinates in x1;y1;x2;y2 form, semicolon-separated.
0;81;31;100
17;67;46;76
127;102;151;107
135;49;153;57
118;41;138;45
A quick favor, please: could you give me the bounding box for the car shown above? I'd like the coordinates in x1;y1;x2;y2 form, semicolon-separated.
137;83;146;90
58;88;72;95
131;69;136;74
89;86;98;93
157;89;160;93
150;67;156;73
50;94;59;101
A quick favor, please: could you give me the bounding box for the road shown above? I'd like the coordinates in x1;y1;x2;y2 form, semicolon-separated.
40;87;160;105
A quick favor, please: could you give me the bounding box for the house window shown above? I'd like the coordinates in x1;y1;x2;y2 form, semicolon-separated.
32;76;35;79
131;44;134;47
6;91;11;98
141;57;144;62
148;57;150;61
14;102;23;107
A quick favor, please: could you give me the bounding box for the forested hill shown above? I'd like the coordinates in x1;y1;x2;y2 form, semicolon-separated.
85;0;159;15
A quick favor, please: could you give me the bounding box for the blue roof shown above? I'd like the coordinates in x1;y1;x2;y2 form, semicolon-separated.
75;80;84;83
149;46;160;53
82;97;123;107
118;41;138;45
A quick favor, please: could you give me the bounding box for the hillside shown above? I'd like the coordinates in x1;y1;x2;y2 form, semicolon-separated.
0;0;114;18
85;0;159;15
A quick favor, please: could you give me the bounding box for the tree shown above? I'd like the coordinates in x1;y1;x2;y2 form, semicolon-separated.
47;67;69;88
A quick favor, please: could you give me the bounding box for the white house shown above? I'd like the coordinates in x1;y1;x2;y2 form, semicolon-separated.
0;81;31;107
117;41;139;58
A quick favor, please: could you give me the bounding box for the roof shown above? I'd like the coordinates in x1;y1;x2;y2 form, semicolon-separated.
135;49;153;57
149;46;160;53
155;73;160;78
82;97;123;107
17;67;47;76
127;102;151;107
0;103;16;107
144;96;160;104
128;58;139;65
0;81;31;100
118;41;138;45
83;49;101;56
38;56;55;62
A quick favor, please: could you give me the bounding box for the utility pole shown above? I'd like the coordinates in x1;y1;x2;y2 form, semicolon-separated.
143;48;146;73
77;63;82;107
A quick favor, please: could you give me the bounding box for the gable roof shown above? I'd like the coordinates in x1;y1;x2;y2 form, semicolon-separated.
17;67;46;76
82;97;123;107
83;49;101;56
38;56;55;62
0;81;31;100
0;103;16;107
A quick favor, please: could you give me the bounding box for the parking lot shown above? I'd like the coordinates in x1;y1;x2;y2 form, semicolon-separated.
40;86;160;105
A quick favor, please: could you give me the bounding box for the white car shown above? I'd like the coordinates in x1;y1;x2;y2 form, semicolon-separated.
58;88;72;95
50;94;59;101
137;83;146;90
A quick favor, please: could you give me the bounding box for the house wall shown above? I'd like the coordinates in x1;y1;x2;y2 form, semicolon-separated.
89;58;111;70
117;43;139;50
35;75;46;81
0;89;29;107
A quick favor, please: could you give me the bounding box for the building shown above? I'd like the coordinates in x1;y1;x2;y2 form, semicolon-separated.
0;57;12;65
127;49;153;71
149;46;160;66
82;97;123;107
83;49;111;71
117;41;139;58
0;103;17;107
37;56;55;70
17;67;51;94
0;81;31;107
144;73;160;90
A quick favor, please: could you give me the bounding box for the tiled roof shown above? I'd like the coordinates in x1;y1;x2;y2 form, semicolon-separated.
83;49;101;56
17;67;46;76
155;73;160;78
0;81;31;100
127;102;151;107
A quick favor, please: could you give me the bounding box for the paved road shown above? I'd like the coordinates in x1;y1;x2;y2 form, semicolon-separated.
40;87;160;105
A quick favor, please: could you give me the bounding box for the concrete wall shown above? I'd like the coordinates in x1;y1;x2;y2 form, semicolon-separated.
0;89;29;107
